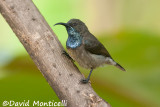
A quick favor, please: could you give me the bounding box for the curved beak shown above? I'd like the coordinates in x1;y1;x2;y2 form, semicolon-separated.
54;23;70;28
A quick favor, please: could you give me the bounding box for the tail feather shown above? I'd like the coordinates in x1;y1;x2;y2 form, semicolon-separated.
115;63;126;71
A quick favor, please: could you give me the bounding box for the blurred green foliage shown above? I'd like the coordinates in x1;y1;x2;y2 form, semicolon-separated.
0;31;160;107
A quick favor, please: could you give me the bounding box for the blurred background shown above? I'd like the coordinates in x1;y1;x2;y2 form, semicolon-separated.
0;0;160;107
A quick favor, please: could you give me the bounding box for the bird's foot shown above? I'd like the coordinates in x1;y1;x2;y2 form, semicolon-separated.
81;79;89;84
62;50;74;62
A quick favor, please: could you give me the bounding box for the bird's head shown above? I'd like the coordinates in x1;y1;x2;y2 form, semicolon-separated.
54;19;88;33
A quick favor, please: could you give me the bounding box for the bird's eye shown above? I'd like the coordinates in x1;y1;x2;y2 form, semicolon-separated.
72;23;77;26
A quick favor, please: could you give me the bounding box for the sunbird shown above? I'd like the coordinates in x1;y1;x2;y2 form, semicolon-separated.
54;19;125;83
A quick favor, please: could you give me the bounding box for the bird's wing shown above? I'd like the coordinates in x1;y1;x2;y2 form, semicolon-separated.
83;35;112;58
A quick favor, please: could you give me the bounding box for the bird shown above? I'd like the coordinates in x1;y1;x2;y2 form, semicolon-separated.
54;19;125;83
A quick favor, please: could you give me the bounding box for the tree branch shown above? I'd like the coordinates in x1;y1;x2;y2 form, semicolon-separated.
0;0;110;107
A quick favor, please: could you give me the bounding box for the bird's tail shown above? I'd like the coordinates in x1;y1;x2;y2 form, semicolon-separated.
115;63;126;71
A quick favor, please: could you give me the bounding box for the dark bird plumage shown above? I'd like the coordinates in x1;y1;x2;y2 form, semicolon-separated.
54;19;125;83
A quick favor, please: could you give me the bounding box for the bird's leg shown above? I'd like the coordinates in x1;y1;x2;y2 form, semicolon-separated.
81;69;93;84
62;50;74;62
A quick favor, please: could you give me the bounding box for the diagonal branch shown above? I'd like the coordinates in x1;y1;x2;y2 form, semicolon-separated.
0;0;110;107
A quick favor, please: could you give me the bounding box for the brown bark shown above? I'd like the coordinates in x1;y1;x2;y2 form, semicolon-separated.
0;0;110;107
